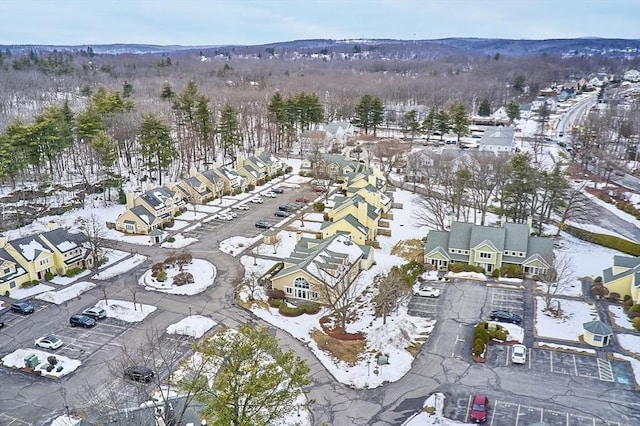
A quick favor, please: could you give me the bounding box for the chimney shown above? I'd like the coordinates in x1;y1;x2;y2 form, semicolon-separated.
0;235;6;249
526;216;533;234
358;201;367;223
501;215;507;227
296;231;302;242
189;166;199;177
126;192;136;209
47;222;60;231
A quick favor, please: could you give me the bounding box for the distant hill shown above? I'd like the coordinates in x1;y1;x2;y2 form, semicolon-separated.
1;37;638;58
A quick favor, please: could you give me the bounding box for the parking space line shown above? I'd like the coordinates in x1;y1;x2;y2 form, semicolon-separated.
464;395;472;423
528;348;532;369
489;400;497;425
550;350;554;372
515;403;521;426
573;354;578;376
597;358;614;382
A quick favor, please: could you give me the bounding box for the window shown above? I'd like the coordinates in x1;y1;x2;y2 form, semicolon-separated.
294;277;310;289
40;258;49;266
9;280;16;288
479;252;492;259
125;223;135;232
3;267;10;274
285;287;292;294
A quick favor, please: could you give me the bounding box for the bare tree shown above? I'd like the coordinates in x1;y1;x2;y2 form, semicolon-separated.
316;263;361;332
371;268;411;324
554;183;591;236
240;268;263;301
412;191;451;231
537;253;575;315
77;213;108;275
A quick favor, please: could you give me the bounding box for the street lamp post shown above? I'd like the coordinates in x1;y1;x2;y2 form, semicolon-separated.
367;359;370;377
189;307;192;318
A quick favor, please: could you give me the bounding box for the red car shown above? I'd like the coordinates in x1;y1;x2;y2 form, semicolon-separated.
295;196;310;203
470;394;488;423
313;186;326;193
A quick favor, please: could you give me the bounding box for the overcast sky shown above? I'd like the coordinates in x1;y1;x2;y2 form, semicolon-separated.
1;0;638;46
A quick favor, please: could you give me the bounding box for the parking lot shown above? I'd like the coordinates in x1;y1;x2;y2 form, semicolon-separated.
487;287;524;320
0;412;32;426
485;345;635;386
407;280;447;318
447;394;629;426
0;299;51;327
52;317;131;361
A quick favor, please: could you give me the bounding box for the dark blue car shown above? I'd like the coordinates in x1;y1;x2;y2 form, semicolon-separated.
10;302;34;315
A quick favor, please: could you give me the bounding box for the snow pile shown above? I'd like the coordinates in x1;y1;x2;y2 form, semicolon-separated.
402;393;468;426
537;342;596;354
8;283;55;300
95;299;157;322
447;271;487;281
167;315;217;338
616;333;640;355
219;235;261;256
535;297;599;342
35;281;95;304
1;349;81;379
609;305;635;330
50;415;83;426
92;254;147;280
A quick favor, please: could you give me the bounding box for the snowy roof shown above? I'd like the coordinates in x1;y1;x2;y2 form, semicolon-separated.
41;228;86;253
479;126;515;147
10;235;52;261
130;205;157;225
139;186;176;210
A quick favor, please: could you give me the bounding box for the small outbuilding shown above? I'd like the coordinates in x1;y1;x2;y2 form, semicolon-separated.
582;320;613;347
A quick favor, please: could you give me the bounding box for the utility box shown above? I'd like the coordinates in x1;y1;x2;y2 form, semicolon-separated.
24;354;39;369
377;355;389;365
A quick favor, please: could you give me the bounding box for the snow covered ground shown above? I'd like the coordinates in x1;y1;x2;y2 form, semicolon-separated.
609;305;635;330
535;297;599;342
1;348;81;379
255;230;298;259
92;254;147;280
402;393;467;426
139;259;216;295
219;235;262;256
95;299;157;322
160;233;198;249
167;315;217;338
35;281;95;304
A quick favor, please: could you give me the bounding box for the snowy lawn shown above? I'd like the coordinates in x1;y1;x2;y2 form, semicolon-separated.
102;228;161;246
616;333;640;356
240;255;278;278
161;233;198;249
219;235;261;256
49;269;91;285
255;230;298;259
139;259;216;295
535;280;583;298
8;283;55;300
284;174;312;184
304;212;325;221
377;190;430;252
167;315;217;338
175;209;208;221
207;198;238;207
183;222;202;233
1;349;81;379
290;220;322;231
93;254;147;280
189;204;222;214
165;219;190;231
95;299;157;322
535;297;599;342
50;415;83;426
555;231;625;281
609;305;635;330
35;281;95;304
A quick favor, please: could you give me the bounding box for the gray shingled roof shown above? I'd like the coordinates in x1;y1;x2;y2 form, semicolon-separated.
479;126;514;147
504;222;530;252
448;222;473;249
583;320;612;335
41;228;87;252
614;255;640;269
130;205;157;224
424;231;450;256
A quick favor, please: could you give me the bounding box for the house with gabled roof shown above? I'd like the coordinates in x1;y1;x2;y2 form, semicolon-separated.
300;153;367;180
195;167;227;198
321;194;382;244
424;218;554;276
255;150;287;177
115;185;185;235
172;176;214;204
0;247;29;294
236;150;285;185
300;129;332;154
39;222;94;275
478;126;515;153
602;256;640;303
270;233;374;303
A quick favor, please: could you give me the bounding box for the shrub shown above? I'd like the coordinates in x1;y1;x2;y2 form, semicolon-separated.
623;295;632;302
632;317;640;332
564;224;640;256
47;356;58;366
315;232;322;239
4;290;9;297
285;166;293;173
594;276;603;283
156;271;167;282
590;284;607;299
32;280;39;286
323;213;330;221
608;292;621;302
472;340;485;356
44;271;54;281
278;304;304;317
174;210;182;217
247;184;256;191
233;187;242;195
628;311;640;320
492;268;500;278
300;303;321;315
173;272;194;286
265;175;272;182
266;289;286;300
257;178;265;186
490;330;508;341
624;299;634;310
267;298;282;308
46;365;54;372
166;236;175;243
299;171;305;176
65;267;84;277
628;304;640;314
500;264;524;278
313;202;325;212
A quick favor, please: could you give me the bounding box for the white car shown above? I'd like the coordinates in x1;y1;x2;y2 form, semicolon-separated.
82;307;107;319
35;335;64;350
235;204;250;211
250;197;264;204
216;213;233;221
227;211;238;218
511;344;527;364
262;191;277;198
414;286;441;298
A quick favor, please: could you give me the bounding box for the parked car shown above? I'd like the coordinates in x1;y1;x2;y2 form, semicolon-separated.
10;302;34;315
124;366;155;383
313;186;326;193
234;204;250;210
227;211;238;218
35;335;64;350
250;197;264;204
414;285;440;298
0;321;4;329
511;344;527;364
271;187;284;194
274;210;289;218
82;307;107;320
489;309;522;325
295;196;310;203
214;213;233;221
470;394;489;423
69;314;96;328
262;191;277;198
255;220;271;229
